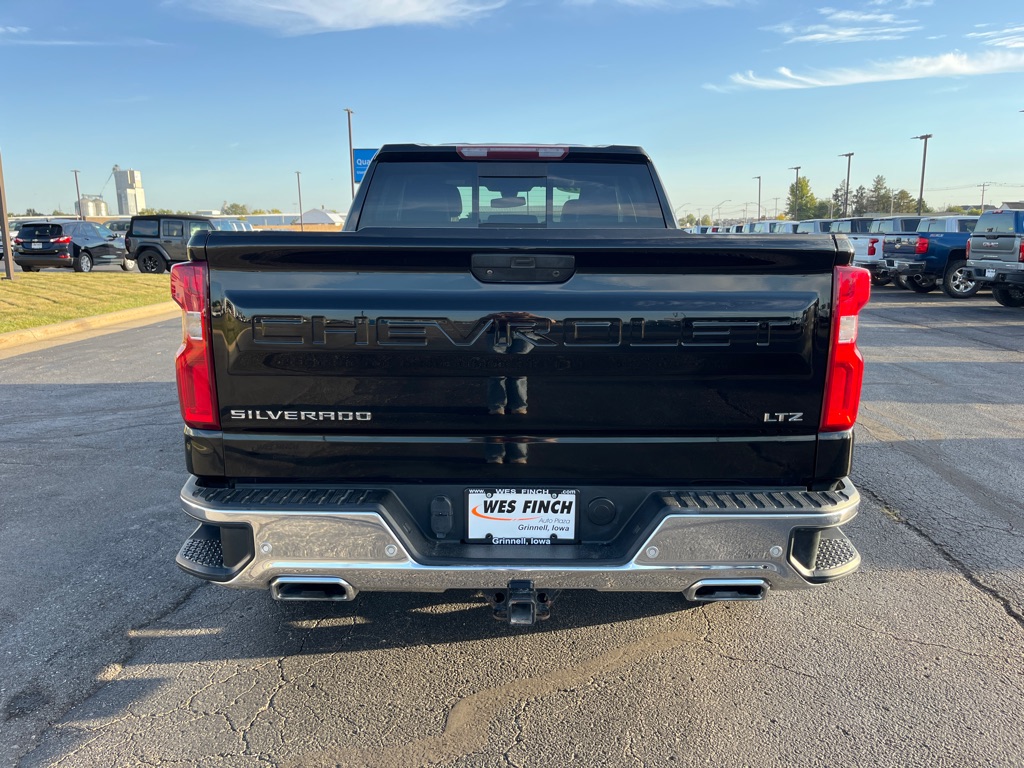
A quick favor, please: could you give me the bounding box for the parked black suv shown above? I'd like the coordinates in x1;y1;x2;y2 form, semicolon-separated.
14;220;130;273
126;215;250;273
966;209;1024;307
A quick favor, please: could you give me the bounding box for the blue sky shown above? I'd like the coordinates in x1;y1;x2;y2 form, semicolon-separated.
2;0;1023;220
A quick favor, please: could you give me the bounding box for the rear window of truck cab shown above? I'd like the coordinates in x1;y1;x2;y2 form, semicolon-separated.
976;211;1020;234
356;161;666;229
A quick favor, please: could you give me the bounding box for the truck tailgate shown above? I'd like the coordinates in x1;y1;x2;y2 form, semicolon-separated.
193;231;846;485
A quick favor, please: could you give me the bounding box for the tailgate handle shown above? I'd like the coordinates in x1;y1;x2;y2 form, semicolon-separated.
471;253;575;284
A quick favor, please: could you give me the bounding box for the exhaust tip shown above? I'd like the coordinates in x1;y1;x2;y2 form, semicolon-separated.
271;576;357;602
684;579;768;602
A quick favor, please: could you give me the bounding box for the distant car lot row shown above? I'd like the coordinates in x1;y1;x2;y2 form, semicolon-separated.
687;210;1024;307
4;214;254;274
7;209;1024;309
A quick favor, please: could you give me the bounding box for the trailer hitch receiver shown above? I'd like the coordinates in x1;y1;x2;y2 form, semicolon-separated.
490;580;553;626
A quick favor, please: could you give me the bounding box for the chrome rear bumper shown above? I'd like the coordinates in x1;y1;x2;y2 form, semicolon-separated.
178;477;861;595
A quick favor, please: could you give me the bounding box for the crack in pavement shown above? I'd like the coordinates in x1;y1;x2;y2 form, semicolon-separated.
280;621;816;768
858;484;1024;633
15;581;207;768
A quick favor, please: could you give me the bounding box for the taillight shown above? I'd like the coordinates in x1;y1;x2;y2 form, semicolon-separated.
1019;240;1024;263
820;266;871;432
966;239;971;258
867;238;878;257
13;238;22;245
54;236;72;244
915;237;929;255
170;262;220;429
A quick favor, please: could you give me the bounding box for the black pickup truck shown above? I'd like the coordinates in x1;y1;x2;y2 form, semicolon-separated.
171;144;868;624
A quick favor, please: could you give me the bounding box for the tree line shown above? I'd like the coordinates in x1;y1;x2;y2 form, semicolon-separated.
680;174;987;226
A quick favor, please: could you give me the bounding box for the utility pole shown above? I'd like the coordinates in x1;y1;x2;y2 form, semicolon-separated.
295;171;304;232
71;169;83;219
788;166;801;219
889;187;895;216
0;146;14;280
773;197;779;218
752;176;762;219
344;107;355;201
912;134;932;215
839;152;854;216
979;181;992;212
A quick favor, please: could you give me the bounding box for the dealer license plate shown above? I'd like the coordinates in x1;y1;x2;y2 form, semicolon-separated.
985;269;996;278
466;488;578;544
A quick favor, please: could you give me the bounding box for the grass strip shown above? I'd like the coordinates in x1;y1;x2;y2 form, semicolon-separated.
0;272;171;334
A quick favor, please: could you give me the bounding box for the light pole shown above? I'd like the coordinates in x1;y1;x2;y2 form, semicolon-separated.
1;147;14;280
742;201;756;220
788;166;801;219
673;202;691;226
839;152;853;216
753;176;762;219
344;107;355;201
912;134;932;215
71;169;83;219
713;199;730;224
295;171;304;232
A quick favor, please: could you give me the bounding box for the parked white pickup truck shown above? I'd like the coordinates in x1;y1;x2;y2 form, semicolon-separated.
834;216;922;286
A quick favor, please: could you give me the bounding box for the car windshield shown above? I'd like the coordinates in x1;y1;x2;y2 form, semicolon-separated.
211;220;237;231
96;224;116;238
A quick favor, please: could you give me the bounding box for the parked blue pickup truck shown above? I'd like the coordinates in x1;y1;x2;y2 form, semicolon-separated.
882;215;979;298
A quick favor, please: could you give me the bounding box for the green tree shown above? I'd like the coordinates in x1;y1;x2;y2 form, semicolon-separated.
270;208;282;214
699;214;711;226
139;208;174;215
851;186;868;216
892;190;917;214
866;175;891;214
251;208;267;215
23;208;42;217
51;209;70;215
221;202;250;216
786;176;817;220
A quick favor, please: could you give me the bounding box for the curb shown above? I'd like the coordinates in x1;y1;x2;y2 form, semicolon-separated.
0;301;179;350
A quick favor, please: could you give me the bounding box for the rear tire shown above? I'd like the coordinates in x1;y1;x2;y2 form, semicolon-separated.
136;251;166;274
21;265;39;272
73;250;93;273
121;258;136;272
906;274;936;293
992;286;1024;307
941;260;979;299
893;274;909;290
871;274;892;287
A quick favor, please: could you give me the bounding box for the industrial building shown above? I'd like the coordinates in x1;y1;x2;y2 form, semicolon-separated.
113;166;146;216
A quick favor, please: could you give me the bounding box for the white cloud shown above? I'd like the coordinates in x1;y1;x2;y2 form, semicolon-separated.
0;25;29;34
706;49;1024;91
175;0;507;34
868;0;932;7
767;6;920;44
786;24;922;43
967;24;1024;49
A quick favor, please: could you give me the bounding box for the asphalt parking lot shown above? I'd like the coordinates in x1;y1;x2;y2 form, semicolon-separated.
1;286;1022;767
